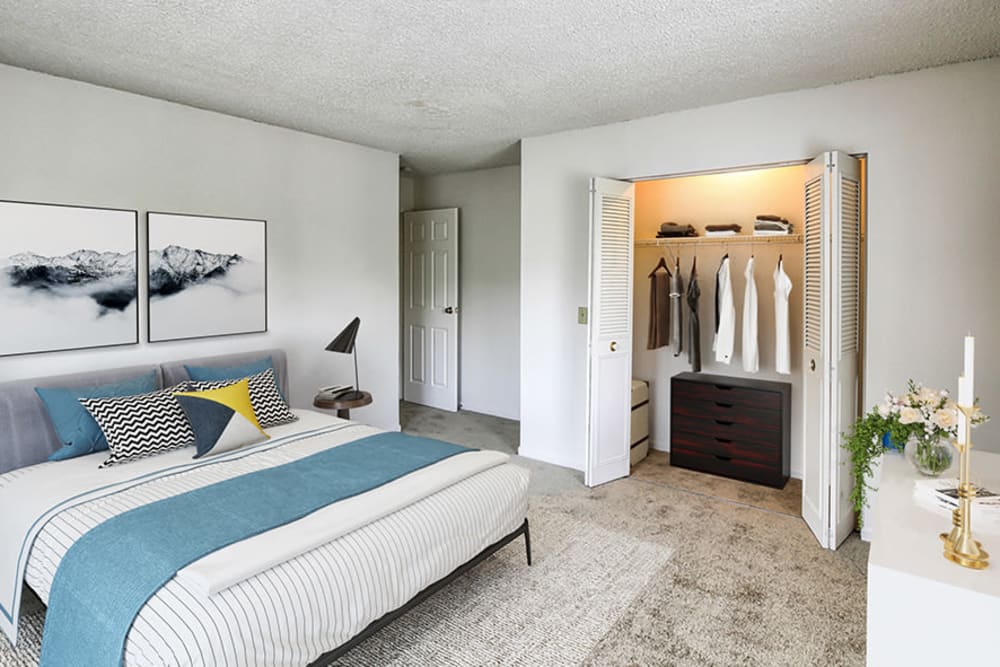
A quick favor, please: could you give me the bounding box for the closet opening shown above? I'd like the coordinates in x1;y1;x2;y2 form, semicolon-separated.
588;153;868;546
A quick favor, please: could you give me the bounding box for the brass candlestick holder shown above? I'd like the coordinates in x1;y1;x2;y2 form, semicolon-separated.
940;405;989;569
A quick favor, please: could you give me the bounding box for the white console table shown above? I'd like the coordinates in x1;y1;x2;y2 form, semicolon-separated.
867;450;1000;666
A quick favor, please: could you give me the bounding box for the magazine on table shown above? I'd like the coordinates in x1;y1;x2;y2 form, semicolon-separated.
913;478;1000;532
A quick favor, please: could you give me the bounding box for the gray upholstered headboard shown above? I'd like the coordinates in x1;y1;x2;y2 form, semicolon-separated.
159;349;288;396
0;349;288;475
0;364;163;475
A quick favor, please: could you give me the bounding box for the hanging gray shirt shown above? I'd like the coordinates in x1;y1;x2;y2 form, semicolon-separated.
670;263;684;357
686;261;701;372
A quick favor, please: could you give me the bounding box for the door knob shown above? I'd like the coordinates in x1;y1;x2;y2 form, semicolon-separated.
445;306;457;314
810;359;816;371
610;341;617;352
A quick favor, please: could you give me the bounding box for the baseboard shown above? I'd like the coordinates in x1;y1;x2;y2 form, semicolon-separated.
515;445;582;472
458;402;519;421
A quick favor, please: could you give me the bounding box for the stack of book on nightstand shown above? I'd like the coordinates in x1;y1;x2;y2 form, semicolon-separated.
317;384;354;399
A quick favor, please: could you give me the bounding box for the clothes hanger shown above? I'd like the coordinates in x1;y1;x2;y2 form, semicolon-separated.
665;245;676;268
648;255;669;278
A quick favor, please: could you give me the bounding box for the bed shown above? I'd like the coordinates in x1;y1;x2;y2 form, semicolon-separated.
0;349;531;666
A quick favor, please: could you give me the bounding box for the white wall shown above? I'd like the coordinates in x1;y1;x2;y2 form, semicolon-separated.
413;166;520;419
521;57;1000;471
633;167;806;474
0;64;401;431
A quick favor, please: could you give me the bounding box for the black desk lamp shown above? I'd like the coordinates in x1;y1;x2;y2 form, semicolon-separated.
325;317;363;400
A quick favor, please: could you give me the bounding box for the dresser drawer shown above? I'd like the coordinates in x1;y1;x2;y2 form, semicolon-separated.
670;445;784;487
673;379;781;412
671;398;781;438
671;431;779;465
671;414;780;451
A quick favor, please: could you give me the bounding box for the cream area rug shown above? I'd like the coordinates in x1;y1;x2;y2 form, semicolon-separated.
0;508;671;667
339;507;672;666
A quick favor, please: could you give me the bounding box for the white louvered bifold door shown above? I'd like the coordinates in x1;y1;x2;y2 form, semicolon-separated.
830;152;861;547
585;177;635;487
801;151;861;549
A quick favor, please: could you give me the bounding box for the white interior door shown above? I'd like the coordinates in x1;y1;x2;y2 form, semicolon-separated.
801;151;861;549
402;208;460;411
585;178;634;487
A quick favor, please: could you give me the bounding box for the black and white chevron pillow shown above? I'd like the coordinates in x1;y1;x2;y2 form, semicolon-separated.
182;368;297;428
80;389;196;467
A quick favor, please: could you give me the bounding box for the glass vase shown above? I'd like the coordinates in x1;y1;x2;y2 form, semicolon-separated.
904;433;954;477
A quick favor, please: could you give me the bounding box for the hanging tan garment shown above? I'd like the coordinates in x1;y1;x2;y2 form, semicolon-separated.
647;267;671;350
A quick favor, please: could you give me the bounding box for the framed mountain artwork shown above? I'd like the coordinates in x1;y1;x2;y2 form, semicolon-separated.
0;200;139;357
146;212;267;342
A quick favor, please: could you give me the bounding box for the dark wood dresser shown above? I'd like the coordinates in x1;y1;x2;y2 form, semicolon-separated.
670;372;791;488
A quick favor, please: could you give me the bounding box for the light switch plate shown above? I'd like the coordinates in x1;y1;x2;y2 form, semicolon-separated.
577;307;588;325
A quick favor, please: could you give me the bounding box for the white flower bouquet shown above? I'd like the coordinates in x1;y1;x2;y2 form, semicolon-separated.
876;380;989;445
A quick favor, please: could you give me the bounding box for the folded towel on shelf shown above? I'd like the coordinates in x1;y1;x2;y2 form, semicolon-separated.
657;222;697;237
705;230;738;237
752;229;793;236
754;220;794;233
705;223;742;233
755;214;789;222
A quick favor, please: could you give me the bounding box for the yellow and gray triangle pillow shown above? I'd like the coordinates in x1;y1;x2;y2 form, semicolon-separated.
173;379;270;458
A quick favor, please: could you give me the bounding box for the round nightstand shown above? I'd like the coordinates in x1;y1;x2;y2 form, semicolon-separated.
313;391;372;420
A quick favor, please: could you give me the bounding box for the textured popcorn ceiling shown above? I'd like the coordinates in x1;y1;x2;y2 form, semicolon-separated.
0;1;998;173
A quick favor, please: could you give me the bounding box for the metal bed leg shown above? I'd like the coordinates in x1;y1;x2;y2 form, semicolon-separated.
524;518;532;566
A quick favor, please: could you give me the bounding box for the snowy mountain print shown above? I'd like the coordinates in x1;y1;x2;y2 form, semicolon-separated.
147;245;245;297
4;248;137;311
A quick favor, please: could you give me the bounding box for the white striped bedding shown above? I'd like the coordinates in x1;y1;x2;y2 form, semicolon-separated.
11;410;530;666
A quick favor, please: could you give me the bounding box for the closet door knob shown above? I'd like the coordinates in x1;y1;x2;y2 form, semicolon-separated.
444;306;457;314
610;341;618;352
810;359;816;372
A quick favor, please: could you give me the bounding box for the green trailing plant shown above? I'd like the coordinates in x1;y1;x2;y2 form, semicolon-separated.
842;409;907;527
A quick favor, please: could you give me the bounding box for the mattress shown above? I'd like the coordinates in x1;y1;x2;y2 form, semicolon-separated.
6;410;529;666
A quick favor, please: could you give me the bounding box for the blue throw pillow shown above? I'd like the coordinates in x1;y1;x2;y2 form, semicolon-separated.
185;357;281;396
37;370;159;462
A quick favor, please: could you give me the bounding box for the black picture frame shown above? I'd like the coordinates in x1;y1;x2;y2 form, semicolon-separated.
145;211;268;343
0;199;140;357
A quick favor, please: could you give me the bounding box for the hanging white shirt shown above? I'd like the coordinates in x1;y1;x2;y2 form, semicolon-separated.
714;256;735;364
774;258;793;374
742;256;759;373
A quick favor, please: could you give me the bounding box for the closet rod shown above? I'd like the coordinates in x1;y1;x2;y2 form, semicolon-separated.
635;234;803;248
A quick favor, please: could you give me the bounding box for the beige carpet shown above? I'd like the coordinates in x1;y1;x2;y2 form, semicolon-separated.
632;450;803;516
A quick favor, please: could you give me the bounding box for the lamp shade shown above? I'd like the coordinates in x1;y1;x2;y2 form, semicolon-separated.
326;317;360;353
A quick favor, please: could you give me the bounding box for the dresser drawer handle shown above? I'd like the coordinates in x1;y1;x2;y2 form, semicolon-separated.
714;385;733;391
713;454;733;462
714;437;732;444
715;419;734;426
714;401;734;408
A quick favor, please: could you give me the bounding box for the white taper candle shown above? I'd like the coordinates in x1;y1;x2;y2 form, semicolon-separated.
958;376;972;409
964;335;975;401
958;402;968;444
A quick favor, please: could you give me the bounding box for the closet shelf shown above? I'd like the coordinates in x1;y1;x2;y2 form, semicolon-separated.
635;234;803;248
